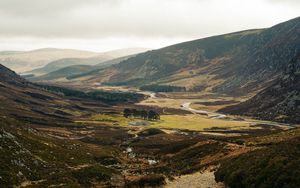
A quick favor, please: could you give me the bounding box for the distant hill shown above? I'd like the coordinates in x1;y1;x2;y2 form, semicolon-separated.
66;17;300;96
25;48;150;76
29;54;137;82
26;56;111;76
220;53;300;124
0;48;98;73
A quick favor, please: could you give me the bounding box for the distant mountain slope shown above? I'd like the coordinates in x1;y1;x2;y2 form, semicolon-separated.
25;48;150;76
220;53;300;123
30;65;94;81
0;48;98;73
26;56;111;76
72;17;299;96
30;54;137;82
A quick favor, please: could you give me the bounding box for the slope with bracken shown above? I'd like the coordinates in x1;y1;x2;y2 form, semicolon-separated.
0;48;98;73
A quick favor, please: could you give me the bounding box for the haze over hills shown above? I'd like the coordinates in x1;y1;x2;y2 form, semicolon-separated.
0;48;98;73
0;47;150;74
54;17;300;96
25;48;150;76
29;54;137;82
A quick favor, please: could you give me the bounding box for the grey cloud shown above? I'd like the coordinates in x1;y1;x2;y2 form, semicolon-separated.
267;0;300;4
0;0;299;40
0;0;122;17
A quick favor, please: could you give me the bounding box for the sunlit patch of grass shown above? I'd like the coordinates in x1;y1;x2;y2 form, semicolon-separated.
150;114;250;131
83;113;251;131
78;113;132;126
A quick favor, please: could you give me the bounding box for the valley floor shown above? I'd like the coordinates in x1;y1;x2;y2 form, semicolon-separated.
1;83;299;187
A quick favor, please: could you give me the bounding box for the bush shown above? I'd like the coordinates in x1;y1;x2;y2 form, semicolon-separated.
125;175;165;187
123;108;160;120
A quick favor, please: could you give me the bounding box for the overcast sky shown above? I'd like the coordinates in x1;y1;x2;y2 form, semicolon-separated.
0;0;299;52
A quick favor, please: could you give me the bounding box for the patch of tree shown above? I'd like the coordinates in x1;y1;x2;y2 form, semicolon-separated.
37;84;145;104
215;137;300;188
123;108;160;120
140;84;186;92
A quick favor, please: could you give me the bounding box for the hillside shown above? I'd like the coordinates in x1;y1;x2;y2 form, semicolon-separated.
65;17;300;96
0;64;116;186
0;64;145;187
0;64;87;126
219;53;300;123
0;48;98;73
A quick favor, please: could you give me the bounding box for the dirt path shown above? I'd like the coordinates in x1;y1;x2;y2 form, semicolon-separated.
165;170;224;188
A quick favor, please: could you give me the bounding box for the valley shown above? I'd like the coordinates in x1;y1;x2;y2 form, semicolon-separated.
1;16;300;188
1;63;297;187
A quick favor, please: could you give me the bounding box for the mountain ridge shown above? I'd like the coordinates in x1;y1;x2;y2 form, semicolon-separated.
54;17;300;96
